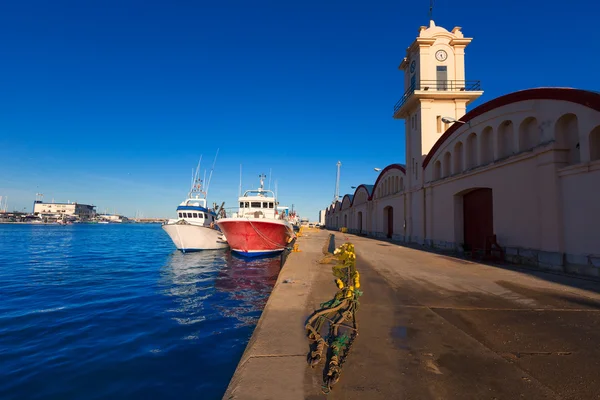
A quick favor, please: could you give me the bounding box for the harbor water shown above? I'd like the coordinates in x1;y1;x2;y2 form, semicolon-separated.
0;224;282;399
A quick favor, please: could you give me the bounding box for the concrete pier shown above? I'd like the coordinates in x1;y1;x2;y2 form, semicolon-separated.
224;229;600;399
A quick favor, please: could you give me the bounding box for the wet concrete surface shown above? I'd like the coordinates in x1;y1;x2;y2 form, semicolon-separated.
303;232;600;400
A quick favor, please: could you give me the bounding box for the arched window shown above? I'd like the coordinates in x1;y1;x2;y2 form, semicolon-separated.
465;133;477;169
497;120;515;159
433;160;442;180
453;141;464;174
443;152;451;177
519;117;539;152
555;114;580;165
590;125;600;161
480;126;493;165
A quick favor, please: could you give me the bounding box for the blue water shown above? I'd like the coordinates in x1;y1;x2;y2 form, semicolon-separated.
0;224;282;400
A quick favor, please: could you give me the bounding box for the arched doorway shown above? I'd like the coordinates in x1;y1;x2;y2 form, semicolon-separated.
357;211;363;233
463;188;493;251
383;206;393;238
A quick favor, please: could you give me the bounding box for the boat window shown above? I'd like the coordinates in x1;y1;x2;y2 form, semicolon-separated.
178;212;183;218
193;213;198;218
269;202;274;208
263;202;268;208
187;213;193;218
244;202;249;208
251;202;261;208
240;202;244;208
202;213;207;218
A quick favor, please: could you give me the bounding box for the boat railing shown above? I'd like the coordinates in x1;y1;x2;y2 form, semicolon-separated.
241;189;276;198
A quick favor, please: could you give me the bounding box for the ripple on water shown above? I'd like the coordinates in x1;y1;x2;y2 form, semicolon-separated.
0;224;281;400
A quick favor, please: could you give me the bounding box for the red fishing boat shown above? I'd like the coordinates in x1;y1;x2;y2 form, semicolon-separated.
216;174;295;257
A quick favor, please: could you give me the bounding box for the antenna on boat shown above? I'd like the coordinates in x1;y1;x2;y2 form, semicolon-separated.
239;164;242;196
205;148;219;198
190;168;194;192
268;168;272;190
190;156;203;195
258;173;266;192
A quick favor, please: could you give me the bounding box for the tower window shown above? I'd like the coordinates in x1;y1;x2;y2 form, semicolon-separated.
436;66;448;90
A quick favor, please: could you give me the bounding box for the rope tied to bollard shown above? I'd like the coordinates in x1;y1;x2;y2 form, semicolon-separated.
305;239;362;394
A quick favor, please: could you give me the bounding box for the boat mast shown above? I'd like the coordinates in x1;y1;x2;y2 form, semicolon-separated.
239;164;242;197
189;156;203;198
205;148;219;199
258;173;266;193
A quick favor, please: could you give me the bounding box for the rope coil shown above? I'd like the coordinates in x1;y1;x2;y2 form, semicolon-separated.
305;239;362;394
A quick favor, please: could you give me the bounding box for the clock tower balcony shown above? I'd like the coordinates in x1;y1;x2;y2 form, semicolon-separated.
393;80;482;119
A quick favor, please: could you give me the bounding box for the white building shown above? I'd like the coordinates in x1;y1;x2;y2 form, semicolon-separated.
326;20;600;277
319;209;326;226
33;201;96;220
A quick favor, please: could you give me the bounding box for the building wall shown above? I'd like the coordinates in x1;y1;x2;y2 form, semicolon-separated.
326;90;600;277
560;164;600;267
33;202;96;219
319;209;326;225
34;203;77;215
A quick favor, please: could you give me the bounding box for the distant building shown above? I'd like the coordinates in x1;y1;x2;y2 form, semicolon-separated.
319;209;326;226
33;201;96;220
97;214;129;223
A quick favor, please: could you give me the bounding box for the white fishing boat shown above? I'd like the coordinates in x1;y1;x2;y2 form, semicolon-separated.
162;153;228;252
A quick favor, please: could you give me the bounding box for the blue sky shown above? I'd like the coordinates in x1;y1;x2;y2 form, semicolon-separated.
1;0;598;219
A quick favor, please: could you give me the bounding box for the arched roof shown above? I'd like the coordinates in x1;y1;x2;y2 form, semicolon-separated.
347;184;373;207
340;194;354;209
354;184;374;198
370;164;406;200
422;88;600;168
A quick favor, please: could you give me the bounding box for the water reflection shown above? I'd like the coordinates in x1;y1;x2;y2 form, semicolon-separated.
160;250;282;329
214;252;282;328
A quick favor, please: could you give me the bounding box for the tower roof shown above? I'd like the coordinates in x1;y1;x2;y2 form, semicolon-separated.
417;20;464;39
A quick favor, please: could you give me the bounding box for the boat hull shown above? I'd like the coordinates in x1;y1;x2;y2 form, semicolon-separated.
162;223;229;252
216;218;295;257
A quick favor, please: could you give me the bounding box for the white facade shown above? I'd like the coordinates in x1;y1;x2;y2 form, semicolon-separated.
33;201;96;219
326;20;600;277
319;209;326;226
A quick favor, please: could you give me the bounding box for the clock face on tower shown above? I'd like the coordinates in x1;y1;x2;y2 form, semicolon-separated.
435;50;448;62
410;60;416;73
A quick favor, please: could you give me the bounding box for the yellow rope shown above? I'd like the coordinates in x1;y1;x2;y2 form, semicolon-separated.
305;239;362;393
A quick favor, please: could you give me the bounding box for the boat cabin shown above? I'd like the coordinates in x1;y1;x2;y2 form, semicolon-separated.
235;189;280;219
176;198;217;225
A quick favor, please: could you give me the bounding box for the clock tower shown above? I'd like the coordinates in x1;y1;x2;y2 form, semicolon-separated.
394;20;482;190
393;20;482;244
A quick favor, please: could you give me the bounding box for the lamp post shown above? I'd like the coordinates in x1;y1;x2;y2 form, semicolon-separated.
442;116;470;127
